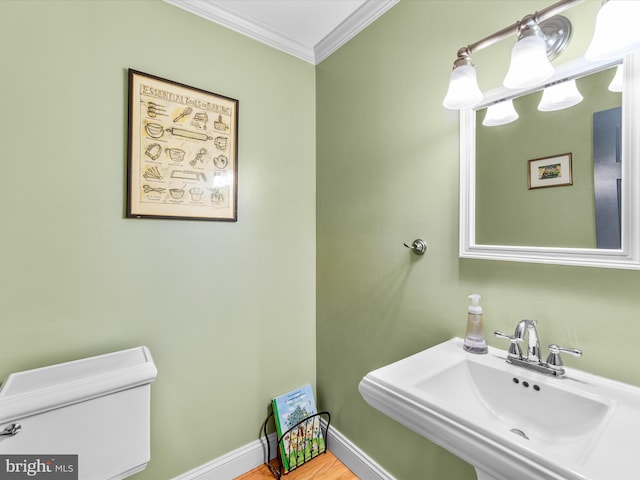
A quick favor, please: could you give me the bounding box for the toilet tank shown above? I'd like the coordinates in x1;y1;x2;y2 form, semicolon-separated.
0;346;157;480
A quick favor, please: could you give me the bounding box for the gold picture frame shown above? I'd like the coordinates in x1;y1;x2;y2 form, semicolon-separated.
127;69;239;221
528;153;573;190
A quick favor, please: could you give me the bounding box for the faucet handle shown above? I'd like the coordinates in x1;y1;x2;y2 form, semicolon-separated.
548;344;582;357
494;331;524;358
546;344;583;374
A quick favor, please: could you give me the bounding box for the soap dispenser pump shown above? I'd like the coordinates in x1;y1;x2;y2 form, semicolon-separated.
464;294;488;354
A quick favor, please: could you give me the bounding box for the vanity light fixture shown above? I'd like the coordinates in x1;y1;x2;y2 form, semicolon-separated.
503;15;556;89
585;0;640;61
442;48;483;109
538;79;584;111
442;0;579;110
443;0;640;111
482;99;519;126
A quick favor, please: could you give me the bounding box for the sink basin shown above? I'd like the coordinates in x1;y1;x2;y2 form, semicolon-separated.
359;338;640;480
415;359;613;453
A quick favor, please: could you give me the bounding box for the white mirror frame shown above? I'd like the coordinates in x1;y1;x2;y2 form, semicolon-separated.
460;52;640;269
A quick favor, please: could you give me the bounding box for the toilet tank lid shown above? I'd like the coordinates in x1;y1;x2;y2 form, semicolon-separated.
0;346;157;423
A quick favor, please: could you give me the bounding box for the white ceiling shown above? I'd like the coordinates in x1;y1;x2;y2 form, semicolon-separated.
164;0;399;64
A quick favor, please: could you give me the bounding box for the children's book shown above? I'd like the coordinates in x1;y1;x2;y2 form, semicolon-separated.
272;384;326;473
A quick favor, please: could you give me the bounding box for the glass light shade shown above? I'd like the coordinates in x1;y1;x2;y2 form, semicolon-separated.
503;35;554;89
482;100;519;126
585;1;640;61
609;64;624;92
538;80;584;111
443;65;483;110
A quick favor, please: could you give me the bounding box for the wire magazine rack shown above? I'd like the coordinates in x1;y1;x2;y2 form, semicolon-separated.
262;410;331;479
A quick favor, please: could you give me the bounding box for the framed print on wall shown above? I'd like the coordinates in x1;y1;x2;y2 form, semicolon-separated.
127;69;239;221
528;153;573;190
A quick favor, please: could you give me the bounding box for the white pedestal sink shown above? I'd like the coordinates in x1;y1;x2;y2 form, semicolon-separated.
359;338;640;480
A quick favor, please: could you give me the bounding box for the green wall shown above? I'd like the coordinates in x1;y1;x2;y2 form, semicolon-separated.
0;1;315;478
317;1;640;479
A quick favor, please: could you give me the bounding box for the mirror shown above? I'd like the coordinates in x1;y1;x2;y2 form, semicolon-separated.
476;66;621;249
460;52;640;269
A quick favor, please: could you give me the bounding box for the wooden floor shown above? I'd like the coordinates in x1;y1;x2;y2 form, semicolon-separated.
234;451;359;480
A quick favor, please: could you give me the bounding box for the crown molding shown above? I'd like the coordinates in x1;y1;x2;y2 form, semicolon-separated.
163;0;399;65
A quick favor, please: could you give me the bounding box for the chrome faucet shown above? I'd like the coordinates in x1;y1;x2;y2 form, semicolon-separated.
494;320;582;377
515;319;541;363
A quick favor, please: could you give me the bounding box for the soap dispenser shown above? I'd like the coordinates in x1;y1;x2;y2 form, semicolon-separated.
464;294;488;354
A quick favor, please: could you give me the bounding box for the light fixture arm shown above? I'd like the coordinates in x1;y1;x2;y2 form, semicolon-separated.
454;0;582;61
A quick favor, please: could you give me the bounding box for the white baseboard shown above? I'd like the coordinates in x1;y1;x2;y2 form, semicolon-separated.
326;424;396;480
170;432;277;480
171;422;395;480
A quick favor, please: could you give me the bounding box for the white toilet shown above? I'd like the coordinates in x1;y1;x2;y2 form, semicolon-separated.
0;346;157;479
